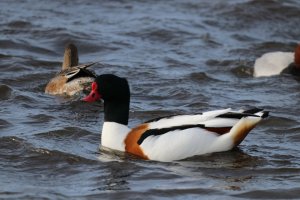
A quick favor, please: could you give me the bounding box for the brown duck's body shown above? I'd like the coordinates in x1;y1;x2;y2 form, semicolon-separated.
45;43;97;96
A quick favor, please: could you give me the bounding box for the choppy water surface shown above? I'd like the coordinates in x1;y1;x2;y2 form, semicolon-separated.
1;0;300;199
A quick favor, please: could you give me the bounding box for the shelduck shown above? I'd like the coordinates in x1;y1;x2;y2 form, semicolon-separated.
254;44;300;77
45;43;97;96
83;74;269;162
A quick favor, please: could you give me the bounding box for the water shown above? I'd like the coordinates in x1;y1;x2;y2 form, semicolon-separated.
1;0;300;199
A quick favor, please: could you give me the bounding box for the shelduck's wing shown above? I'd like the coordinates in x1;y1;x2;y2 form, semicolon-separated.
142;108;268;141
145;108;231;128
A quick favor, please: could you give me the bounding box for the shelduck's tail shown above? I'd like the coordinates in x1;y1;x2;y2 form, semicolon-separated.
226;108;269;146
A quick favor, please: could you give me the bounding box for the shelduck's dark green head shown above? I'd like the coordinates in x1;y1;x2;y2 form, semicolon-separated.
83;74;130;103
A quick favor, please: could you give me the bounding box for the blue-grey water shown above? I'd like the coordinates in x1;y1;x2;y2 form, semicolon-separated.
1;0;300;199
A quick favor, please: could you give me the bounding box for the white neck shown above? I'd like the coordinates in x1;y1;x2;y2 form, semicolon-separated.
101;122;131;152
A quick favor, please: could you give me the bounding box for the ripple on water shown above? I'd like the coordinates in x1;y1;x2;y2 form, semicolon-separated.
14;94;37;106
0;136;28;156
30;127;100;157
206;58;239;68
249;41;296;57
34;127;93;139
3;73;48;88
205;58;254;78
263;116;298;129
233;188;300;199
231;66;254;78
0;84;12;100
285;127;300;142
231;33;257;42
0;40;22;49
0;119;12;129
189;72;219;83
0;135;96;169
7;20;33;28
26;114;55;124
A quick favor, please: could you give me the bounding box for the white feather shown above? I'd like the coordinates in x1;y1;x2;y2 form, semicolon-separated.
149;108;231;129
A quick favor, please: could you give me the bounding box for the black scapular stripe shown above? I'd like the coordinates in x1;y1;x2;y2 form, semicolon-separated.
138;124;206;145
217;108;269;119
243;108;269;118
137;124;233;145
216;112;258;119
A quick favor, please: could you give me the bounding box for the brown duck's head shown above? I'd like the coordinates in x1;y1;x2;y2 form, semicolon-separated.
294;44;300;68
62;43;79;70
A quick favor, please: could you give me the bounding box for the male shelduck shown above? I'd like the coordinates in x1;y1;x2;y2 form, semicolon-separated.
83;74;269;162
254;44;300;77
45;43;97;96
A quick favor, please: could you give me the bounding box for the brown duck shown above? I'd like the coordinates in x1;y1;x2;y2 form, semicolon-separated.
45;43;97;96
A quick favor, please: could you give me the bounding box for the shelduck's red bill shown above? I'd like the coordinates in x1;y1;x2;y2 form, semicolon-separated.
82;82;101;102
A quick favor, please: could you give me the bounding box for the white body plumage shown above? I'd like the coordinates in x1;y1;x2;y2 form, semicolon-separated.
101;108;266;162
